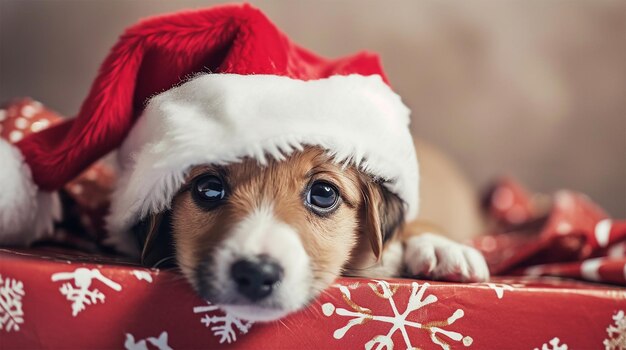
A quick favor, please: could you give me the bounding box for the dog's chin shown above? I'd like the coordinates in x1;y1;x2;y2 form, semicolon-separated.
220;304;293;322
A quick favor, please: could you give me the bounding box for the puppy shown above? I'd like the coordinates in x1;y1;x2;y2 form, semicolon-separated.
136;146;489;321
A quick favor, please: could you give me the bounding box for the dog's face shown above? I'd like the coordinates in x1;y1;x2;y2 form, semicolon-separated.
163;147;404;321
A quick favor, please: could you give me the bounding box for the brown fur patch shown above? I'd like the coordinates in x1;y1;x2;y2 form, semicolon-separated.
343;175;406;275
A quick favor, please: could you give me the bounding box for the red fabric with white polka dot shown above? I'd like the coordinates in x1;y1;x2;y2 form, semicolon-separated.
0;98;55;142
1;98;114;248
477;178;626;285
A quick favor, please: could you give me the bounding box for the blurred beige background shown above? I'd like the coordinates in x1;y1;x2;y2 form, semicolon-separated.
1;0;625;216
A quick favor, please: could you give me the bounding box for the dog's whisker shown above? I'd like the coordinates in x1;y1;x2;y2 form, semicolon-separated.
278;319;296;337
151;255;177;269
304;300;325;319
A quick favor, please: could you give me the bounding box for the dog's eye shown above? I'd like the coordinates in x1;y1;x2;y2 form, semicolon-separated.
306;181;339;213
192;175;226;207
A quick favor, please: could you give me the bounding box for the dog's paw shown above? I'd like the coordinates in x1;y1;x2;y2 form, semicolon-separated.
404;233;490;282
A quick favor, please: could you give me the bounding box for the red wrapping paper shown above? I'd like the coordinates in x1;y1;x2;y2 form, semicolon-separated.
476;178;626;286
1;248;625;349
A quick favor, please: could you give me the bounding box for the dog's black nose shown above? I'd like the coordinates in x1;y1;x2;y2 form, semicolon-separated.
230;256;283;301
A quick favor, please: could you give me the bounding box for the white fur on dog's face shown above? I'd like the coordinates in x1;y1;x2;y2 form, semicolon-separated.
210;204;312;321
170;148;384;321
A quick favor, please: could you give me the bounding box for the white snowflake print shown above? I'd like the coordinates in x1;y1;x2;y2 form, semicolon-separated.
0;274;25;332
322;280;473;350
131;270;154;283
604;310;626;350
193;302;253;344
51;267;122;316
533;337;568;350
485;283;522;299
125;331;172;350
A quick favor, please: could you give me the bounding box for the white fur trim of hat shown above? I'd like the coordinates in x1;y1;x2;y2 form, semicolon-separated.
107;73;418;241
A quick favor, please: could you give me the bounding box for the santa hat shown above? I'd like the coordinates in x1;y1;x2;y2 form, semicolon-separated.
1;4;418;247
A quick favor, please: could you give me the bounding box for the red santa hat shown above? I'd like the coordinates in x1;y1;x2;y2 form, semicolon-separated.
0;4;418;247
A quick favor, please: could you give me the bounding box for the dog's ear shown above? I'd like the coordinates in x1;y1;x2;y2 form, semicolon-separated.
131;210;176;268
361;178;406;260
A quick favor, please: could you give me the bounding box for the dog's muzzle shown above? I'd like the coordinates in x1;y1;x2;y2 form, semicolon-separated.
231;255;283;301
